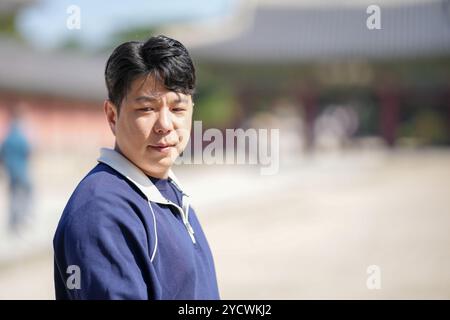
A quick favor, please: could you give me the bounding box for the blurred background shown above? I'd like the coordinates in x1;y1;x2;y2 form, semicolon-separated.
1;0;450;299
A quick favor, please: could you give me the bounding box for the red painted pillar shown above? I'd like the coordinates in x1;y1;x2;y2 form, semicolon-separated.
376;87;401;147
446;85;450;142
297;87;318;150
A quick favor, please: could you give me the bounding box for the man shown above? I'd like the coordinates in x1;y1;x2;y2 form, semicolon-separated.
53;35;220;300
0;105;32;234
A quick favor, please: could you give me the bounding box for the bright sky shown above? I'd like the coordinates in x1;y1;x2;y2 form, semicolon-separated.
16;0;237;50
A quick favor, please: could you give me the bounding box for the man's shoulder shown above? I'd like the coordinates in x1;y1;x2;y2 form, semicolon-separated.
75;162;142;199
54;163;148;242
62;163;146;218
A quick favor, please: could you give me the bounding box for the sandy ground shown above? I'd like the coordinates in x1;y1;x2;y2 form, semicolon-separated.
0;147;449;299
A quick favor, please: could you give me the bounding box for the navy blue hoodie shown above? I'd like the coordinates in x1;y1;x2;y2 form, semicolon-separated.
53;148;220;300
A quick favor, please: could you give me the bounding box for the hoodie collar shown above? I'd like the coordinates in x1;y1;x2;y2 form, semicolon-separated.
97;147;188;204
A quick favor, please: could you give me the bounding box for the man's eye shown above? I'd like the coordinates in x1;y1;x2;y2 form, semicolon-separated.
139;107;154;112
172;108;186;113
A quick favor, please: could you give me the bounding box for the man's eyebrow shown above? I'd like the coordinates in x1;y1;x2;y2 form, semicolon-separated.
135;95;160;103
173;95;189;103
134;94;190;104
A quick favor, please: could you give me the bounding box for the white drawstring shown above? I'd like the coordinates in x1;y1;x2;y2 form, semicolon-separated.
181;195;196;244
148;201;159;262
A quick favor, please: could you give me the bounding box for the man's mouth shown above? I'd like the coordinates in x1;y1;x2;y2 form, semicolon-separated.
148;143;176;153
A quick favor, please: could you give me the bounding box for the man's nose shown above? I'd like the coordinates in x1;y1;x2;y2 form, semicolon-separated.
153;107;173;134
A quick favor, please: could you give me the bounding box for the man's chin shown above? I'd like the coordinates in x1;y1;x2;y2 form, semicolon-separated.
139;159;174;179
143;151;177;168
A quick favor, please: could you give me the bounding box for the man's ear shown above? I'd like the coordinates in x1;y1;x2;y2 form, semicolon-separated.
104;100;118;135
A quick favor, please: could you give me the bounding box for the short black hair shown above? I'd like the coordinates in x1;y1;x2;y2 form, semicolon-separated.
105;35;196;109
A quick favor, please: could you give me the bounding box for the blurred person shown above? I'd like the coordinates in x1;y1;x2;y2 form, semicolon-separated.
53;35;220;300
314;105;359;152
0;105;32;234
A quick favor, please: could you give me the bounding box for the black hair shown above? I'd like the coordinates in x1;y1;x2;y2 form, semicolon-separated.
105;35;196;110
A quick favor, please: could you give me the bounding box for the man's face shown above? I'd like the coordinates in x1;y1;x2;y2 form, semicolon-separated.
104;75;193;178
